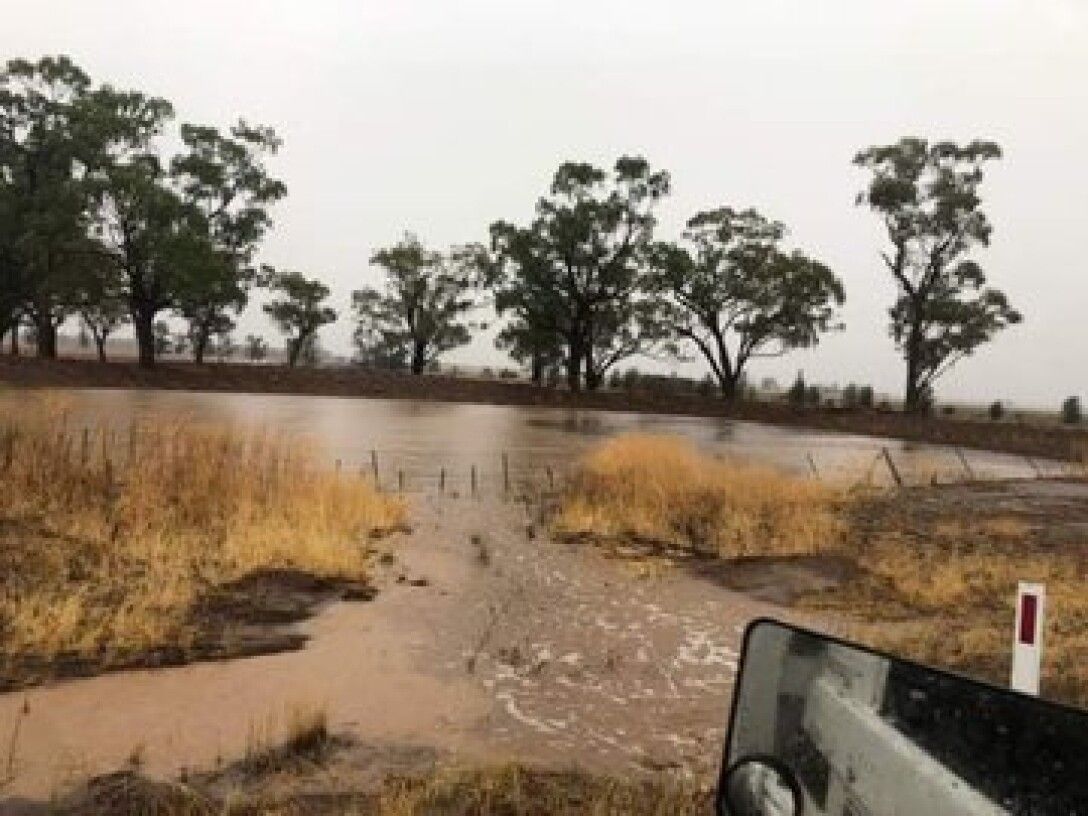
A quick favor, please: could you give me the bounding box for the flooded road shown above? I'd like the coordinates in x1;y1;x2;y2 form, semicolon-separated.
0;388;1067;488
0;493;796;802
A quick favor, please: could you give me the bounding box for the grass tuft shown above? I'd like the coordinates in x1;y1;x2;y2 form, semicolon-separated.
0;399;406;670
553;434;846;557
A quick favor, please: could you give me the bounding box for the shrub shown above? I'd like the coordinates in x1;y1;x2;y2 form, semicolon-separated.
1062;396;1082;425
858;386;875;408
805;385;822;406
989;401;1005;421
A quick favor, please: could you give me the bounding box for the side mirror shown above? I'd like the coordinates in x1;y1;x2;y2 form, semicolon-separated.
717;619;1088;815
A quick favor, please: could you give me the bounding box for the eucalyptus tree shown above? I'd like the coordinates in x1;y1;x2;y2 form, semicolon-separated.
495;317;565;384
486;156;670;391
648;207;844;400
353;233;481;374
72;240;128;361
854;138;1021;411
243;333;269;362
171;121;286;364
0;56;94;356
263;270;337;367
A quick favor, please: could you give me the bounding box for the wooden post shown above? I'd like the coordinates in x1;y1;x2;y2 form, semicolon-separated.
440;467;446;492
502;452;510;493
335;458;342;473
80;427;90;466
881;447;904;488
398;469;404;492
547;466;554;490
371;449;380;488
805;452;820;480
471;464;477;496
955;448;976;481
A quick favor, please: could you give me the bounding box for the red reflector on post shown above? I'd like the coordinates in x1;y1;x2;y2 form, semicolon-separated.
1020;594;1038;645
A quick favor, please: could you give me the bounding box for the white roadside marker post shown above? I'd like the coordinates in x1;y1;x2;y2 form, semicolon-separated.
1011;581;1046;696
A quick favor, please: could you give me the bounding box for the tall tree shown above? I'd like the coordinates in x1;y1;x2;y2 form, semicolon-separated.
170;121;286;364
486;157;670;391
72;239;128;361
495;317;564;384
263;270;337;367
855;138;1021;411
353;234;480;374
243;333;268;362
0;56;92;357
648;207;844;400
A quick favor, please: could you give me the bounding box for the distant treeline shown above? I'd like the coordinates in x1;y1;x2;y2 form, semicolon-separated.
1;56;1023;412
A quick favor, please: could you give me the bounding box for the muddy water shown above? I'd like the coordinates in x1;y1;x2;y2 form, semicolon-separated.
0;495;795;802
1;387;1067;487
0;388;1067;803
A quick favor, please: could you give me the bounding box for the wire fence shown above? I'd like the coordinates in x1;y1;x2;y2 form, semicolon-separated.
334;442;1086;498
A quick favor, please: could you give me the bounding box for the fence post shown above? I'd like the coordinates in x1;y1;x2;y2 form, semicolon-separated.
881;447;904;488
80;427;90;466
471;464;477;496
805;452;820;480
398;469;404;492
547;466;554;490
371;449;380;489
955;448;976;481
502;452;510;493
440;467;446;493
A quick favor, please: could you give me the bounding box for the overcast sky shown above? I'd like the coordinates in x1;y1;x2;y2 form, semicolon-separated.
6;0;1086;407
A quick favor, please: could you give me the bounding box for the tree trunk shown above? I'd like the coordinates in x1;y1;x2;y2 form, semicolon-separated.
193;329;209;365
94;335;108;363
133;310;156;369
719;374;739;402
410;341;426;375
530;354;544;385
565;339;583;393
34;316;57;359
9;325;19;356
287;336;302;367
584;365;601;391
903;320;923;413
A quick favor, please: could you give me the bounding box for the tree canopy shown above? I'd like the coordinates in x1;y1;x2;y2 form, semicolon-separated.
854;137;1021;411
263;270;337;367
648;207;844;399
353;234;481;374
0;54;284;367
485;156;670;391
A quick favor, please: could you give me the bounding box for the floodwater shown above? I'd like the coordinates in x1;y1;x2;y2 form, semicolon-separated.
1;387;1070;488
0;387;1072;804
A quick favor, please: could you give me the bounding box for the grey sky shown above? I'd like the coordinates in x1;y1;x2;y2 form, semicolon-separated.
5;0;1086;407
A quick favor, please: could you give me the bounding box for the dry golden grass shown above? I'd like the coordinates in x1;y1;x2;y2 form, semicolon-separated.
0;398;405;670
804;495;1088;707
62;762;708;815
554;433;846;557
374;765;707;816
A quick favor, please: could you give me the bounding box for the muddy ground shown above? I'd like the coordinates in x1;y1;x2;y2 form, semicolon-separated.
3;356;1086;462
